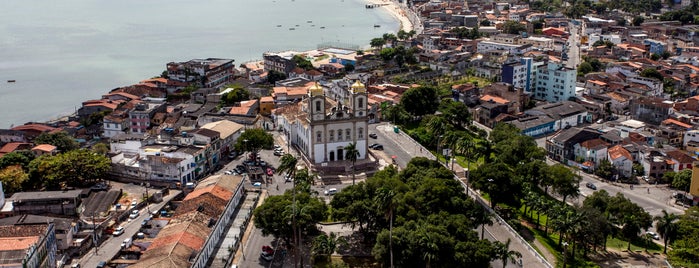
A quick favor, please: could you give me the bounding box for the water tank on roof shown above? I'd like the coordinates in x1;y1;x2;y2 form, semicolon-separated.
182;131;187;137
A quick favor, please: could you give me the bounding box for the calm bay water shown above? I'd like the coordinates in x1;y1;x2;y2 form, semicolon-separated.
0;0;399;128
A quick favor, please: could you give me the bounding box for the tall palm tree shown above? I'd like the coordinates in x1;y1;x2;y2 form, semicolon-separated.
345;142;360;185
311;232;347;263
474;206;494;239
277;154;299;267
375;187;397;268
494;239;522;268
654;210;679;254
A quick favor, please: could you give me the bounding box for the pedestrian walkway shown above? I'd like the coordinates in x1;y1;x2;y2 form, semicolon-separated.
209;190;260;268
232;190;267;266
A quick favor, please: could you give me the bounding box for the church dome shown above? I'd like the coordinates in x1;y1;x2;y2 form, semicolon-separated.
351;80;366;93
309;82;323;96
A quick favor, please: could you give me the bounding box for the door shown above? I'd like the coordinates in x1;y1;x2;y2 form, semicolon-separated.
329;151;335;161
337;148;344;160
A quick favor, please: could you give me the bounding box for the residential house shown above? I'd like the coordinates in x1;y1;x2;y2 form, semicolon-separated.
272;82;315;103
608;145;634;178
263;52;297;75
259;96;275;116
642;150;673;179
509;115;557;137
189;128;222;168
481;82;529;113
201;120;244;158
476;95;511;128
643;39;667;55
190;88;218;104
665;150;695;172
11;124;58;141
31;144;57;156
0;223;56;268
0;142;32;158
659;118;693;146
131;174;244;268
228;99;259;117
574;138;609;167
102;115;129;138
77;99;119;119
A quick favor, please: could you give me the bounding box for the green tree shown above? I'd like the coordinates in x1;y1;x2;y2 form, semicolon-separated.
0;150;35;171
595;159;614;180
0;165;28;194
640;68;664;81
400;86;439;117
494;239;522;268
632;16;645;26
254;190;328;246
370;38;386;49
669;206;699;266
344;142;360;185
439;99;471;128
633;163;645;176
655;210;679;254
551;165;582;204
92;143;109;155
28;149;110;189
343;63;355;72
234;128;273;159
672;169;692;190
267;70;287;84
578;62;593;75
312;232;347;262
292;54;313;70
34;131;78;152
470;162;522;209
500;20;526;35
220;87;251;106
650;53;661;61
480;19;491;26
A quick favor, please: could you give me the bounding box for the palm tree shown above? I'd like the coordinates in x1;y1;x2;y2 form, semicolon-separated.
654;210;679;254
474;206;494;239
375;187;397;268
277;154;299;267
494;239;522;268
344;142;360;185
454;136;475;194
312;232;347;263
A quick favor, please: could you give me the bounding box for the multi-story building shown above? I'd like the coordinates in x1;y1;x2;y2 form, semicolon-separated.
476;41;533;56
0;223;56;268
166;58;235;89
201;120;244;157
533;62;576;102
103;114;128;138
11;190;83;216
263;52;297;75
501;57;542;92
128;100;167;134
644;39;667;55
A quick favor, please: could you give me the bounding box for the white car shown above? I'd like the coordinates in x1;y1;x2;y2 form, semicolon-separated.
324;188;338;196
129;209;139;219
112;226;125;236
647;231;660;240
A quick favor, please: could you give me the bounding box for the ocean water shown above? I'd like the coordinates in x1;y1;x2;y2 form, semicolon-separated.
0;0;399;128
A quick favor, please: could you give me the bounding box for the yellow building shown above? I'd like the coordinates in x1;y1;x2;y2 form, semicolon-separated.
690;162;699;197
259;96;274;116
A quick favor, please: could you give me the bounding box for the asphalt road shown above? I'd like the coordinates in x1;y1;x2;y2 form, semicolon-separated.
565;22;581;69
79;190;181;268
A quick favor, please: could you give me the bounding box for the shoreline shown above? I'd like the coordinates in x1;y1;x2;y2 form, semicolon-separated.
364;0;414;33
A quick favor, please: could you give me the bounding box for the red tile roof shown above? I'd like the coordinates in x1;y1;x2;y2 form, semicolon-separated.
608;145;632;161
662;118;692;129
32;144;57;152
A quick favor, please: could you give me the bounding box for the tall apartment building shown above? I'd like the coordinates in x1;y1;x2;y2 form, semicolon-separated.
533;62;577;103
501;57;543;93
128;100;166;135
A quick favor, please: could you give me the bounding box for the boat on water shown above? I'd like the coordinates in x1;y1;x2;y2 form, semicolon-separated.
307;20;312;23
320;26;325;29
7;80;16;83
289;28;295;30
277;25;282;27
295;24;299;27
373;24;380;28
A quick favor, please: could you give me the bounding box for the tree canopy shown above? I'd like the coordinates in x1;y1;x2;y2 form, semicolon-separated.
27;149;110;190
234;128;274;155
500;20;527;35
400;86;439;117
220;87;251;106
34;131;79;152
292;54;314;70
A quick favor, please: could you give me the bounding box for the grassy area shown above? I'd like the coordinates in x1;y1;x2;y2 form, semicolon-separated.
312;256;379;268
606;236;662;254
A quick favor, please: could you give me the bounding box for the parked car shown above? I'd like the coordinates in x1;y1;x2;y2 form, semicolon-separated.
274;151;283;156
260;251;274;261
585;182;597;190
112;226;125;236
373;144;384;150
131;201;138;208
267;168;274;176
285;174;293;182
129;209;139;219
96;261;107;268
324;188;338;196
596;119;604;124
646;231;660;240
369;133;377;139
259;160;267;167
274;145;282;150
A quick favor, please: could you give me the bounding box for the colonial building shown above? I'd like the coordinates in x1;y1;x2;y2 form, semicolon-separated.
277;81;376;176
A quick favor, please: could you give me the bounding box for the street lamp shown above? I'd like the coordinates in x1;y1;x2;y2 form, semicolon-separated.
562;241;569;268
437;135;444;164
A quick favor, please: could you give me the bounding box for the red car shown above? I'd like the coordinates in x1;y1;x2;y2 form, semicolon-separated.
266;168;274;176
262;245;274;255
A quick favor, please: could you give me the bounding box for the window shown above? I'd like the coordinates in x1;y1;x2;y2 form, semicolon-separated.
329;130;334;141
358;97;364;108
315;100;321;112
358;128;364;139
346;128;351;140
316;131;322;142
337;129;343;141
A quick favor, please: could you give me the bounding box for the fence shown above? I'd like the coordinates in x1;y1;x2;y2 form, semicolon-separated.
396;124;554;268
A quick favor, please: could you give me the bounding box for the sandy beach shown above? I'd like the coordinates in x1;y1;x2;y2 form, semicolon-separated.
365;0;415;32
